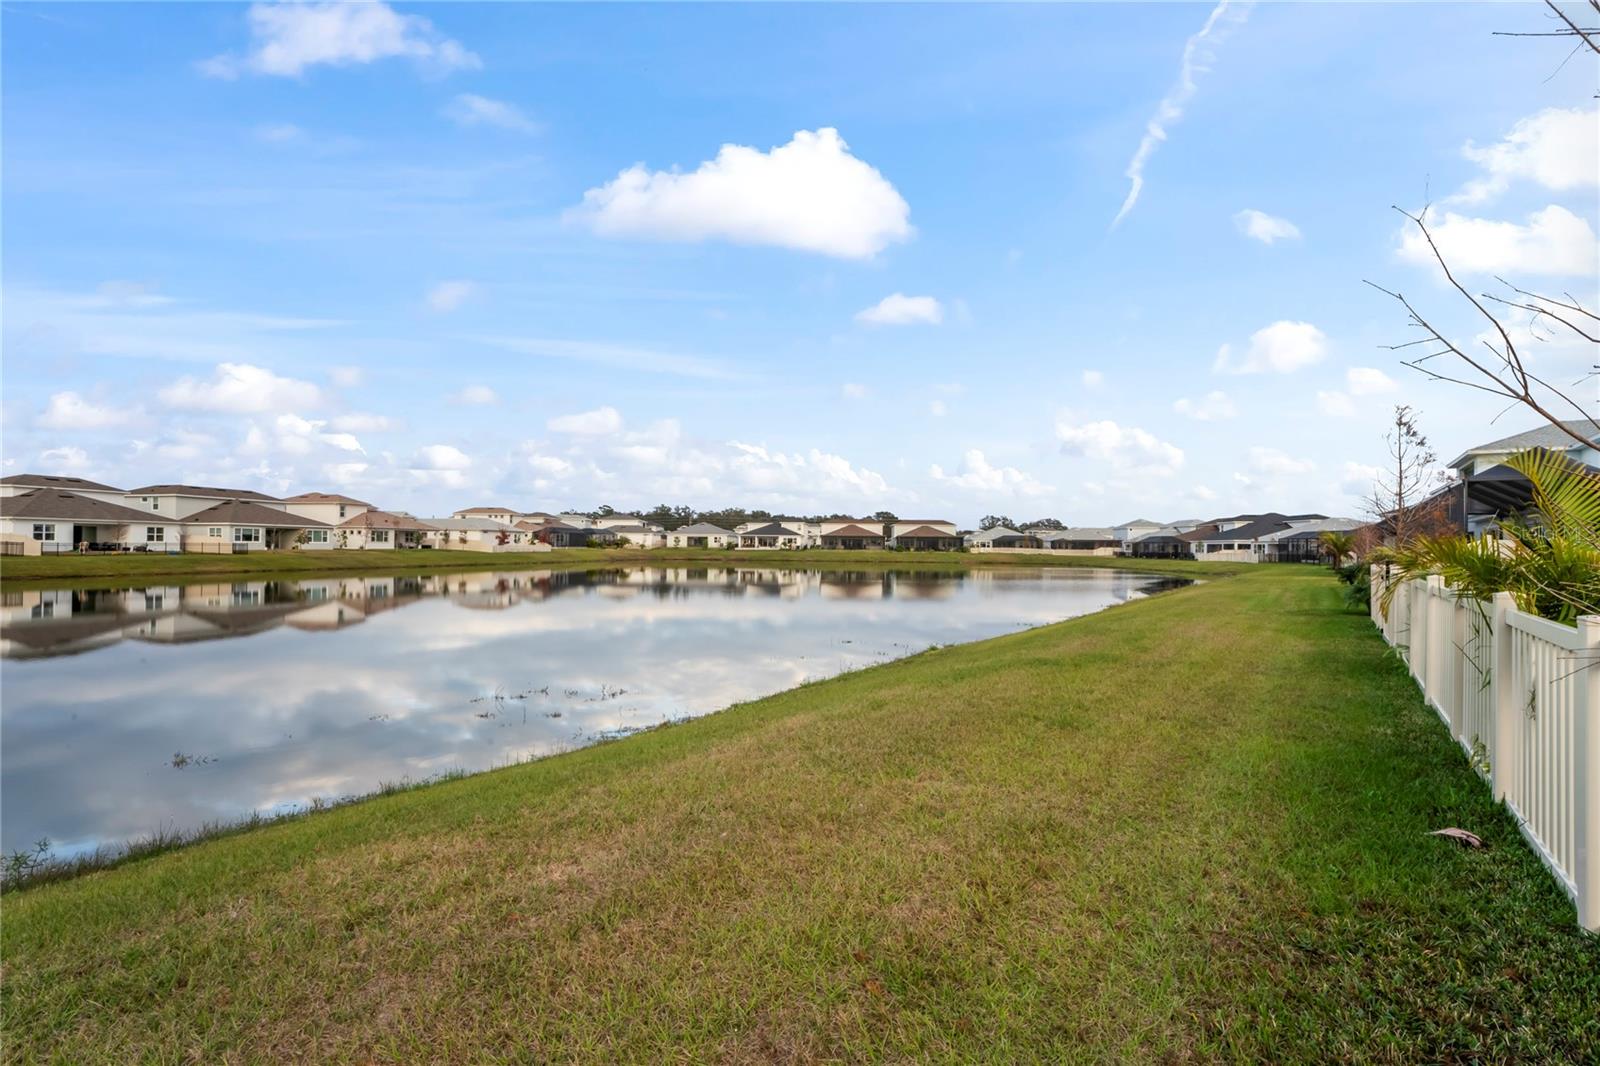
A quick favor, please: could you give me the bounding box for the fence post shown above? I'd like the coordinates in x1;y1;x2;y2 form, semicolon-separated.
1575;614;1600;933
1490;592;1517;805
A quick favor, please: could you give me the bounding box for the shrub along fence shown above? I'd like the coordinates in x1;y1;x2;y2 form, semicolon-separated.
1371;567;1600;932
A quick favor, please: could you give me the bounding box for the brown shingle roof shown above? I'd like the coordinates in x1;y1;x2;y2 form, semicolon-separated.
1;474;125;492
338;510;438;532
285;492;373;506
455;505;515;515
128;484;281;502
821;524;883;539
183;499;328;528
895;525;960;539
0;489;164;523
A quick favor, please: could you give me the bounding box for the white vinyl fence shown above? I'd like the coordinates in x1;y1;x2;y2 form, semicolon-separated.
1370;568;1600;931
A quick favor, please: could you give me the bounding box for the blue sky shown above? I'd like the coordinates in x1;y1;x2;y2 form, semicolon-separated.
4;2;1596;524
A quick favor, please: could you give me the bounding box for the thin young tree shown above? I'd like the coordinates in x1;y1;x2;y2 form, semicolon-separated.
1367;405;1454;548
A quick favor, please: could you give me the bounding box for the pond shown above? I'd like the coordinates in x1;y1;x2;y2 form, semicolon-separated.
0;566;1186;858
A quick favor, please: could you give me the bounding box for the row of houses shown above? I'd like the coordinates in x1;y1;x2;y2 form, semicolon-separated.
0;474;1354;561
5;422;1585;557
961;514;1366;562
448;507;967;551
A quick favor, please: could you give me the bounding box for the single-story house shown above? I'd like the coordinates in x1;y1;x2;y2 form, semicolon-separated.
1126;532;1191;558
125;484;287;521
1033;527;1120;554
0;489;184;555
336;510;438;549
516;521;617;548
817;522;885;550
427;518;544;552
888;521;961;551
965;526;1041;549
603;523;664;548
666;522;736;549
739;522;806;550
181;499;331;552
283;492;372;526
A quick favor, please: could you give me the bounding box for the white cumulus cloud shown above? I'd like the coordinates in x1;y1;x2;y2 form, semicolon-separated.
1172;390;1236;421
200;1;480;79
38;392;141;430
1234;209;1301;244
1398;205;1598;277
569;127;912;259
1214;320;1328;375
1056;418;1185;476
160;362;324;414
930;449;1051;497
548;406;624;435
855;293;943;326
1451;106;1599;205
442;93;540;134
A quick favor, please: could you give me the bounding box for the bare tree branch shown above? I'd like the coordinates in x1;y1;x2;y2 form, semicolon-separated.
1370;207;1600;450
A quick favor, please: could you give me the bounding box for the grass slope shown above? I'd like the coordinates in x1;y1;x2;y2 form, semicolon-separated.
3;569;1596;1062
0;548;1245;587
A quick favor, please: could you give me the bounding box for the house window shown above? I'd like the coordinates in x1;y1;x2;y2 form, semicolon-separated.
146;527;164;543
233;527;261;543
208;527;222;538
338;505;346;518
31;523;55;541
150;499;159;510
30;602;55;619
371;530;390;544
306;530;328;543
144;594;164;611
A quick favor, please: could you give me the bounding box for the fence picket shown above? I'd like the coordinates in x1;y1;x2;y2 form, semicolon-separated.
1371;567;1599;933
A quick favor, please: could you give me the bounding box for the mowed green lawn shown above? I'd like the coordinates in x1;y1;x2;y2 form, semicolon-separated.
0;546;1239;586
3;569;1596;1062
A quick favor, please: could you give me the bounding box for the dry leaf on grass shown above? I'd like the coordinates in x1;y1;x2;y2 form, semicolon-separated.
1428;828;1484;848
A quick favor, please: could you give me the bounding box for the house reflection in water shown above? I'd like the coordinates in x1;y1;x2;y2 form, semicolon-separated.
1;568;978;659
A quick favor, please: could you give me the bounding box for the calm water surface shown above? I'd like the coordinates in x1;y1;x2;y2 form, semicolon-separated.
1;566;1184;856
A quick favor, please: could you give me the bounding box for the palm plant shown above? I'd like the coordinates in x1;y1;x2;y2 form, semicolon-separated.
1374;448;1600;625
1317;530;1356;569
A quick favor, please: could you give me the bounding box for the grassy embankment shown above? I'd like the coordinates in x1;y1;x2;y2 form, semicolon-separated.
0;547;1243;587
4;567;1597;1061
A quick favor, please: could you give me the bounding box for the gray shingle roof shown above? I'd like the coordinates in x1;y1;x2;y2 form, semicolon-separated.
426;517;518;531
674;522;734;536
338;510;436;531
0;489;164;523
184;500;328;527
743;523;802;537
1448;420;1600;469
